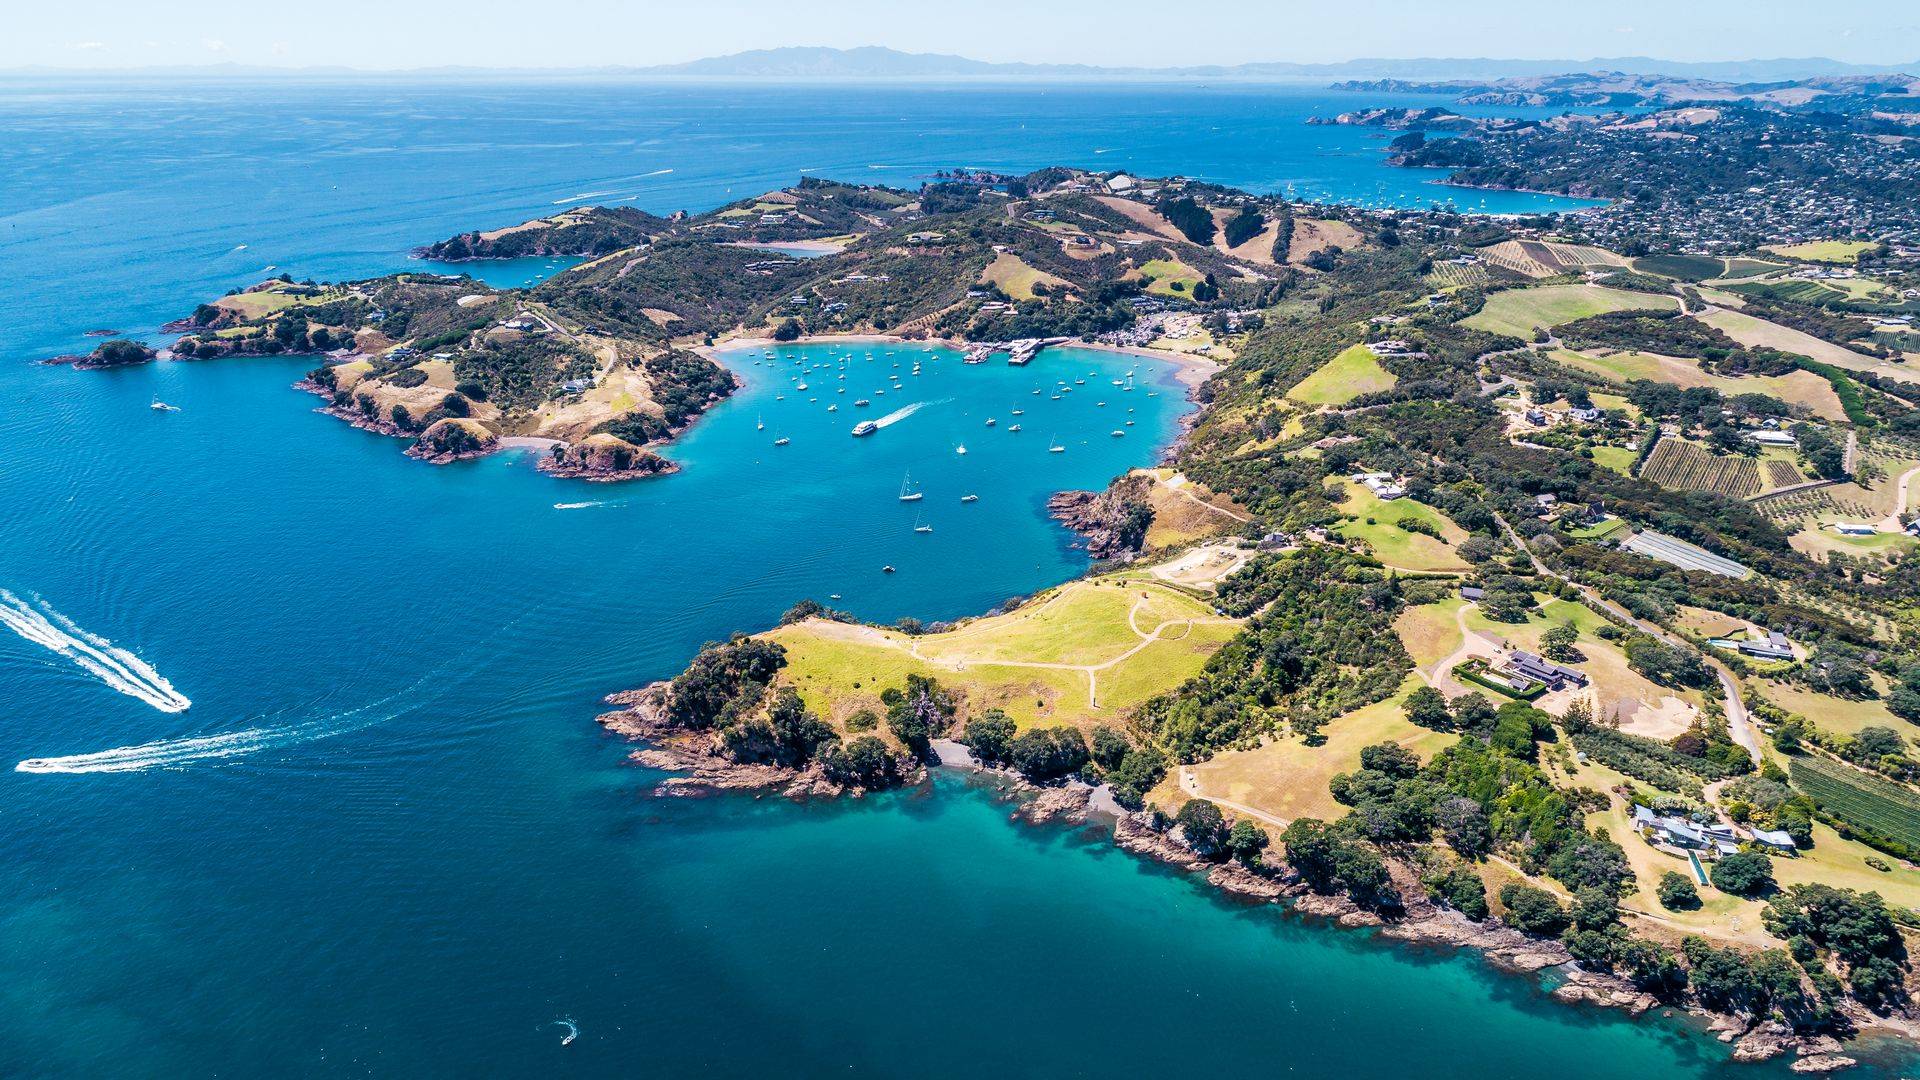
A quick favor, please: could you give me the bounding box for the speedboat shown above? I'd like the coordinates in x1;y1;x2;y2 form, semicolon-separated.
1110;429;1125;438
855;399;870;407
961;494;979;503
1008;424;1022;432
985;418;996;427
955;444;967;455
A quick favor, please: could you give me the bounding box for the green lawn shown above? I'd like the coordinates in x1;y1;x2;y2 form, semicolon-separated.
1333;481;1470;572
1632;254;1725;281
764;574;1240;732
1762;240;1877;265
1286;344;1397;406
1137;258;1204;298
1462;284;1679;339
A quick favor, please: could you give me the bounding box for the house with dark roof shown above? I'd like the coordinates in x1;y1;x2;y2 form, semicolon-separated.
1502;650;1588;691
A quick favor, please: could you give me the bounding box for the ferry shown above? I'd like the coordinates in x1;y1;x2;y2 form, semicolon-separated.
851;420;878;437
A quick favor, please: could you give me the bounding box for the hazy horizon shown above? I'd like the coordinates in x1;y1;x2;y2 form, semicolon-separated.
8;0;1919;73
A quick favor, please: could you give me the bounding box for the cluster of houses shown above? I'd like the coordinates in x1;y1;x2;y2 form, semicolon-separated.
1366;338;1428;359
1523;403;1603;426
1633;805;1797;857
1707;629;1796;662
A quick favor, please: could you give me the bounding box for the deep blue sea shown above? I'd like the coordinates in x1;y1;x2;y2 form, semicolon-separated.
0;79;1902;1077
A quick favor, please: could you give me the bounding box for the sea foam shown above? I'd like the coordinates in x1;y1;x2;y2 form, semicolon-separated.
0;590;191;713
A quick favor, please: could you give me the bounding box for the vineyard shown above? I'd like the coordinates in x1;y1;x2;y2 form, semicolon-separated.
1792;755;1920;851
1427;262;1489;289
1479;239;1627;279
1638;438;1763;498
1764;459;1807;488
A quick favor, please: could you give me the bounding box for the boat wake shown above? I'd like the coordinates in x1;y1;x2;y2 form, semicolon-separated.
554;1018;579;1046
872;399;946;430
17;727;283;774
0;590;190;713
553;500;622;511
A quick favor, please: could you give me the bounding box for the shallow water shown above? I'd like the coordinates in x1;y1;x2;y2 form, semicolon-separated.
0;79;1906;1077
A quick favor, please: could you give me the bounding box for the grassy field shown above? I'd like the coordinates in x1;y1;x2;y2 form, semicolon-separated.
1136;258;1204;298
1762;240;1877;265
1790;527;1919;563
1760;679;1919;740
1698;307;1916;384
1590;444;1639;474
1463;285;1679;339
1333;480;1470;572
1548;347;1847;420
764;574;1239;732
1135;470;1246;549
1181;675;1457;823
1286;344;1397;406
982;252;1067;301
1395;598;1466;670
1465;596;1695;735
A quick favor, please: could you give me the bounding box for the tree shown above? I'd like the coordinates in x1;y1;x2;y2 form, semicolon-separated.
883;674;955;753
1359;741;1421;779
1710;851;1775;897
1436;796;1493;858
963;710;1016;765
1657;871;1702;911
1542;623;1580;662
1089;725;1130;771
1499;883;1570;937
1281;818;1343;892
1006;726;1089;782
1403;685;1453;731
1227;819;1271;865
1424;866;1489;920
772;317;803;341
1105;747;1167;810
820;735;898;789
1177;799;1231;860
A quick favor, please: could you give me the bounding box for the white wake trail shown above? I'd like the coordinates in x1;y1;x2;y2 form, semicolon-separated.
873;399;945;430
0;591;191;713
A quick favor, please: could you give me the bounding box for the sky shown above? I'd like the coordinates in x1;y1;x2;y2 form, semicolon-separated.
6;0;1919;71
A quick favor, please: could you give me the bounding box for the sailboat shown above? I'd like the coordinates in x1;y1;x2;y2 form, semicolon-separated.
1008;424;1022;433
955;443;967;456
913;512;933;534
773;435;791;446
1047;435;1065;453
898;472;923;502
756;414;765;431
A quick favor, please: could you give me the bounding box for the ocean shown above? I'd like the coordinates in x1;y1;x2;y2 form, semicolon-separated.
0;79;1900;1077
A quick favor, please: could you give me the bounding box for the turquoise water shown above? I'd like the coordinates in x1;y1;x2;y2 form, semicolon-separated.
0;80;1903;1077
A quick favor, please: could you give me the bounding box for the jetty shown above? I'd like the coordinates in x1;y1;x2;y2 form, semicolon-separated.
964;337;1071;366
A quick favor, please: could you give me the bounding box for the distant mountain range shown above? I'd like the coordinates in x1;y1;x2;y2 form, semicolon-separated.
8;46;1916;83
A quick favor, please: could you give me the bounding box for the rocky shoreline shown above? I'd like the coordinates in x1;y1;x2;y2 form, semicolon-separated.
594;679;1874;1069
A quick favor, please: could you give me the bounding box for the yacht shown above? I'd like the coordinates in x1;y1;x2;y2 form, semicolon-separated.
773;436;791;446
1047;435;1064;453
150;397;179;412
1011;409;1024;416
913;513;933;534
827;404;838;412
955;444;967;456
897;471;923;501
854;398;870;407
984;418;996;427
1110;429;1126;438
1008;424;1022;433
756;415;764;431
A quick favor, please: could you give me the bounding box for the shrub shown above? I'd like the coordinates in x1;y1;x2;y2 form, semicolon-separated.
1177;799;1230;860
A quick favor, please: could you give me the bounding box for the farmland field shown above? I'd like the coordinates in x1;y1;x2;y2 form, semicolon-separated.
1637;437;1763;498
1762;240;1877;264
1462;285;1678;339
1791;755;1920;850
1548;347;1846;420
1633;254;1725;281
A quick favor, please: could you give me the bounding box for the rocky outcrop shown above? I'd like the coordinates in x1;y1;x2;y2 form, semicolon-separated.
46;339;156;369
537;433;675;482
406;418;500;464
1048;474;1153;560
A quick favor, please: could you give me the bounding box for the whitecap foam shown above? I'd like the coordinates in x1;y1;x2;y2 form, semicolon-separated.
0;590;190;713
